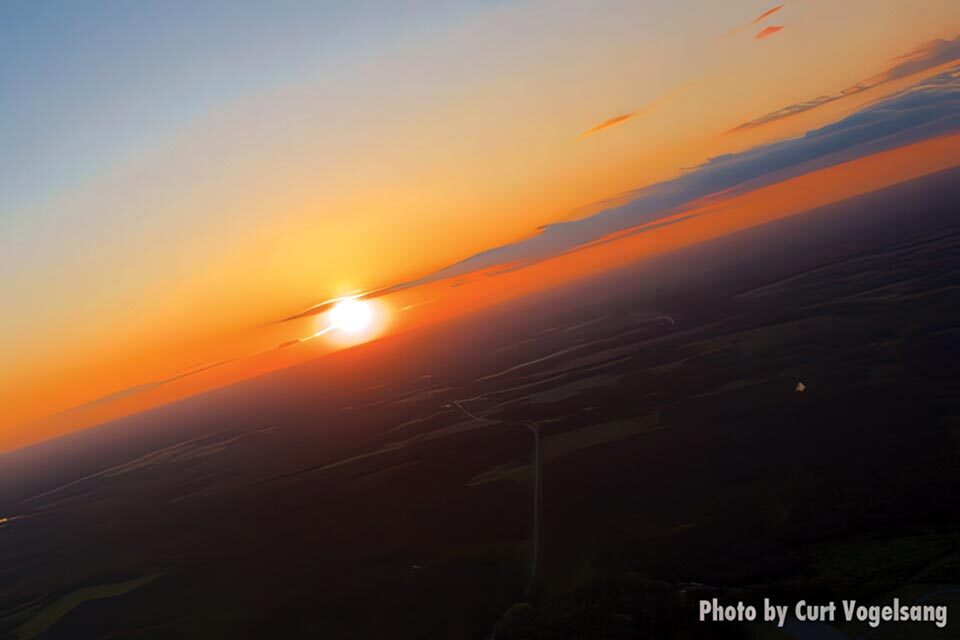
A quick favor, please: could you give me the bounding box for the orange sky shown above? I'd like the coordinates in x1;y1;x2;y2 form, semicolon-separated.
9;130;959;452
2;1;960;452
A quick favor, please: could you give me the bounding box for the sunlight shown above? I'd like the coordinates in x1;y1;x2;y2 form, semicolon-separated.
329;298;373;334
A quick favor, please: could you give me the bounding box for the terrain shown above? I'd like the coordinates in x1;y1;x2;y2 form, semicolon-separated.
1;166;959;639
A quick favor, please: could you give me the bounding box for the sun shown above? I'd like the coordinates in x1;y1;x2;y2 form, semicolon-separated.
328;298;373;334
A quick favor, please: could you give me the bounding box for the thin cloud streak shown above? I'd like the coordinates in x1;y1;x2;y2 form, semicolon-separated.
579;84;687;140
755;25;784;40
28;356;244;424
27;322;342;429
753;4;784;23
578;112;640;139
730;35;960;133
728;4;785;37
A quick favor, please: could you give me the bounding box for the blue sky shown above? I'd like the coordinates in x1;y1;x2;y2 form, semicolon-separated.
0;1;476;210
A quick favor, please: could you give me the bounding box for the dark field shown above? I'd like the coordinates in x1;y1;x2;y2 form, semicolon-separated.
2;167;959;639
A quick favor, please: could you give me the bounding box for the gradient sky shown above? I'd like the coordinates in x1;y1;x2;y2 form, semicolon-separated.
2;0;959;451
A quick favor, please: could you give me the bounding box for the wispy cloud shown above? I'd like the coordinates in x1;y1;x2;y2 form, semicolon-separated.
731;35;960;132
753;4;784;23
272;288;394;323
755;25;784;40
578;86;685;140
728;4;785;36
729;95;841;132
578;112;641;139
588;15;799;141
579;95;671;139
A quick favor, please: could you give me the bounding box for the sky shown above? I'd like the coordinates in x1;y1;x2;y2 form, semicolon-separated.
2;0;960;451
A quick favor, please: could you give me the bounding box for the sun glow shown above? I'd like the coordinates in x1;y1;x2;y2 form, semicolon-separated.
328;298;374;334
299;296;384;345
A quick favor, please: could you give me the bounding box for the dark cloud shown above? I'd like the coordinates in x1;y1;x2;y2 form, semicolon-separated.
274;65;960;324
731;35;960;132
865;36;960;85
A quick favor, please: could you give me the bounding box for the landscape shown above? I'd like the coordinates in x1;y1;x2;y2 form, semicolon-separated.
1;2;959;638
